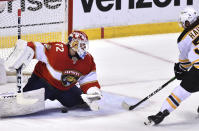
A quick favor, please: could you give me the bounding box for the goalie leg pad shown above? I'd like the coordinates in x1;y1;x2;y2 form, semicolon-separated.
0;88;45;117
5;39;34;70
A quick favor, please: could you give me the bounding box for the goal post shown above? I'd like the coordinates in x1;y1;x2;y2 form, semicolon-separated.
0;0;73;81
68;0;73;36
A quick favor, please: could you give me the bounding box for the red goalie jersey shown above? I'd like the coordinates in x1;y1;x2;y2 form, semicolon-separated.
27;41;100;93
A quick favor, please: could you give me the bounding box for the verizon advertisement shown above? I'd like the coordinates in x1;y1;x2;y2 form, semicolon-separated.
0;0;198;36
73;0;198;29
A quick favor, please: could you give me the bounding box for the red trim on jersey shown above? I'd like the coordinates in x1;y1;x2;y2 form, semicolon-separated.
80;81;101;93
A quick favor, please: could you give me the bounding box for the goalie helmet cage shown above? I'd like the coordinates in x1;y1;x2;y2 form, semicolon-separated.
0;0;73;81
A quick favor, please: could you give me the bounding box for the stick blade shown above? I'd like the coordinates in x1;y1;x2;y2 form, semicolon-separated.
121;101;131;110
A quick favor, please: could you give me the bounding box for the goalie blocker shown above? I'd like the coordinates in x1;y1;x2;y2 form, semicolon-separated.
0;39;33;84
5;39;34;71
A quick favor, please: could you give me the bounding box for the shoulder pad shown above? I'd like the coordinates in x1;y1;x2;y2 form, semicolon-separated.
178;19;199;43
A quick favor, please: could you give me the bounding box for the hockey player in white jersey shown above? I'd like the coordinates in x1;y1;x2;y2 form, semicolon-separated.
145;7;199;125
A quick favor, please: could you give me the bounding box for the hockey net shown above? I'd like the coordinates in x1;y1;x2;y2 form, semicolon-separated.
0;0;72;82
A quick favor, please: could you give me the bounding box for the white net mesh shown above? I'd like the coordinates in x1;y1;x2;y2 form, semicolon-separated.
0;0;68;81
0;1;6;12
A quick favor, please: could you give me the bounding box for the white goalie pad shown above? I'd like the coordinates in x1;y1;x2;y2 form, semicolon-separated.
0;59;7;84
5;39;34;71
0;88;45;118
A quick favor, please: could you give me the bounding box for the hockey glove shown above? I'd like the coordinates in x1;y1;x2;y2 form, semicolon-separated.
174;63;187;80
81;87;102;111
5;39;34;70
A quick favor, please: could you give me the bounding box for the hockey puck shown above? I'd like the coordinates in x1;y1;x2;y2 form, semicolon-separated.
61;108;68;113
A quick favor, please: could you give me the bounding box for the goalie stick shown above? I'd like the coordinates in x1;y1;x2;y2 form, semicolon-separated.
18;9;21;39
15;9;38;105
16;65;38;105
122;77;176;110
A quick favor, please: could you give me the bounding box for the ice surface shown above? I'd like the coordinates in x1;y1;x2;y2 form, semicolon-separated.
0;33;199;131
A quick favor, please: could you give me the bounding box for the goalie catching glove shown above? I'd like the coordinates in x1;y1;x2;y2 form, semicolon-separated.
81;87;102;111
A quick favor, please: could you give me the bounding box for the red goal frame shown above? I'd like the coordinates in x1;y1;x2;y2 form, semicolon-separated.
68;0;73;36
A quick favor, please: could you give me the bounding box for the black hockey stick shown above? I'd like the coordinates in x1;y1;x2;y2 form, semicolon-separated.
122;76;176;110
16;64;38;105
15;9;38;105
18;9;21;39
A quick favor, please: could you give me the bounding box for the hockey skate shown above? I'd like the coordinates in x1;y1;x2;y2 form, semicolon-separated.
144;109;170;125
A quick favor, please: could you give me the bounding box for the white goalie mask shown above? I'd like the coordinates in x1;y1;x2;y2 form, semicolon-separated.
68;31;89;59
179;7;198;28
